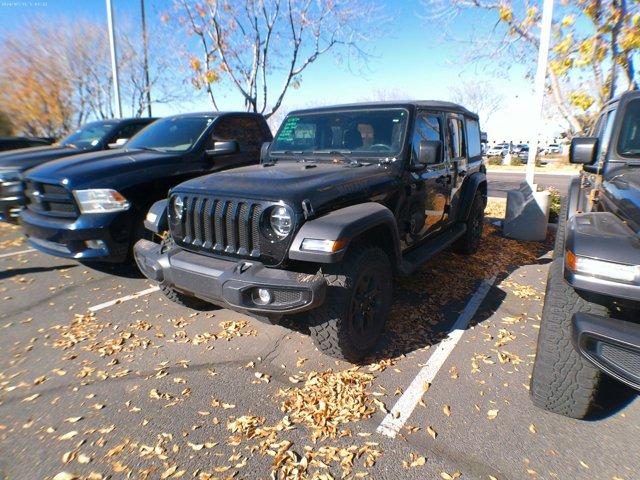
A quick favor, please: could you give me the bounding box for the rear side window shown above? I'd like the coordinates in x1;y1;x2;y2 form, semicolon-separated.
465;118;481;157
618;99;640;157
446;117;466;159
213;116;265;153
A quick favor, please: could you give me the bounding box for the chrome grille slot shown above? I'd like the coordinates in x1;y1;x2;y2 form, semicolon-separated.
24;180;78;219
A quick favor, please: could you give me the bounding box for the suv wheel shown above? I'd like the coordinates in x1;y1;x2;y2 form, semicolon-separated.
453;192;485;255
530;199;608;419
158;237;211;310
307;245;392;362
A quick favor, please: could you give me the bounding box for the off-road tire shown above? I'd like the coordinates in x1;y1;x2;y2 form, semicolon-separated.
453;192;485;255
530;199;608;419
158;237;211;310
307;245;392;362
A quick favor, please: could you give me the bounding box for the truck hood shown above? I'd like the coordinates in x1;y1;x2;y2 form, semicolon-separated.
605;165;640;232
25;148;184;190
174;160;397;212
0;145;83;172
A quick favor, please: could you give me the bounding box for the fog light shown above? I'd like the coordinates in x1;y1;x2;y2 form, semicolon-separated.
254;288;272;305
85;239;106;250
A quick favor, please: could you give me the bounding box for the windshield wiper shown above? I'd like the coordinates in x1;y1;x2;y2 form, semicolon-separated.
312;150;368;166
270;150;311;162
136;147;166;152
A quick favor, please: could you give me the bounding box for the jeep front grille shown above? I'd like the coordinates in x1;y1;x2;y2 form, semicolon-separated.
24;180;78;219
173;195;263;259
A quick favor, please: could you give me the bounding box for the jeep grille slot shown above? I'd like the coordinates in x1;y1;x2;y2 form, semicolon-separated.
173;195;263;259
24;180;78;219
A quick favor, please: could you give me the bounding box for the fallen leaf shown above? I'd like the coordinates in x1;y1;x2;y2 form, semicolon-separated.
427;426;437;440
487;409;499;420
529;424;537;434
160;465;177;479
58;431;78;440
443;405;451;417
65;417;83;423
53;473;79;480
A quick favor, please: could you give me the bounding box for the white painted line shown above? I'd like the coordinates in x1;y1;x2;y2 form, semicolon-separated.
377;276;496;438
0;248;36;259
88;286;160;313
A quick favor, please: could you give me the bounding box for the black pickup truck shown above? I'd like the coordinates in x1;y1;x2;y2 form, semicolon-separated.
21;112;272;264
134;101;487;361
531;91;640;419
0;118;155;223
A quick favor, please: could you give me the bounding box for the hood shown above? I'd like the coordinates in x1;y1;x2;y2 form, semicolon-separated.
25;148;185;190
605;165;640;232
0;145;82;171
174;160;397;212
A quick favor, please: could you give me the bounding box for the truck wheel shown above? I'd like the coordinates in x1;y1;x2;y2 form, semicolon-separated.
530;199;608;419
453;192;484;255
307;245;393;362
158;237;211;310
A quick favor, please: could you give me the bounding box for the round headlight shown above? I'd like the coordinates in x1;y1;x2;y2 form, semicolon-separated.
269;206;292;238
172;196;184;221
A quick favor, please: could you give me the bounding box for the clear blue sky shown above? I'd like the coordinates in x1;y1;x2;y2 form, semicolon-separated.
0;0;555;141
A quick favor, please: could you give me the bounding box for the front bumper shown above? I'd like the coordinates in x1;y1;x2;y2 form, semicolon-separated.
572;313;640;391
21;208;132;262
134;239;326;316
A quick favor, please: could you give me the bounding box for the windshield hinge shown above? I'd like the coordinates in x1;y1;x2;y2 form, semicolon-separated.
301;199;315;220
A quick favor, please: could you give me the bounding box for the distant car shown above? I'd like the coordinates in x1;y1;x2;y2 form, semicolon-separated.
0;137;53;152
512;143;528;154
545;143;562;154
0;118;156;223
486;144;509;157
517;145;530;159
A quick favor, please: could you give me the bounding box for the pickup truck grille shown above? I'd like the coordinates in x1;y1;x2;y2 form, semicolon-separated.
172;195;263;259
24;180;78;219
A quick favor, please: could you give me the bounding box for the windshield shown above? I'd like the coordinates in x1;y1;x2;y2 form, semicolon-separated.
126;116;214;153
60;121;116;150
618;99;640;158
271;108;409;158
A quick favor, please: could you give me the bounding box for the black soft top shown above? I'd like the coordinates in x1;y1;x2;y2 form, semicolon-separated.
288;101;479;120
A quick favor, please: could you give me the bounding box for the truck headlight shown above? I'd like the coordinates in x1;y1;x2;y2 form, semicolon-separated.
73;189;130;214
566;250;639;283
269;206;292;238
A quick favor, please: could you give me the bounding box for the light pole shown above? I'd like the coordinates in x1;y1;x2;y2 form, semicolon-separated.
106;0;122;119
525;0;554;186
141;0;152;117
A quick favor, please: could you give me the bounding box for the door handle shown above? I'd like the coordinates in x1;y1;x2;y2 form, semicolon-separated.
458;169;467;178
436;174;452;184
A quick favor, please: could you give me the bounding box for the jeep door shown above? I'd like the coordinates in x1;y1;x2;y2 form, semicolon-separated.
406;111;452;243
206;115;264;171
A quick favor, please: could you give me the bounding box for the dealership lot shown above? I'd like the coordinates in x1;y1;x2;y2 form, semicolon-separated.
1;222;639;480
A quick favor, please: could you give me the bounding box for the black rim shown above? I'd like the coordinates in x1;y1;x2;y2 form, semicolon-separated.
471;202;484;246
347;267;387;349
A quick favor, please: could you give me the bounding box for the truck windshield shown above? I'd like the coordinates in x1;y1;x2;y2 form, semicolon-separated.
271;108;409;158
60;121;116;150
618;99;640;158
126;116;214;153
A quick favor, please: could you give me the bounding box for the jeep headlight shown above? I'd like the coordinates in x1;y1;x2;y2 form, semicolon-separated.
73;189;130;214
269;206;292;239
172;196;184;222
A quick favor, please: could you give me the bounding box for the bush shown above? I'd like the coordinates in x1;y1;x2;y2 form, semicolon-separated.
510;156;525;166
547;187;561;223
487;156;503;165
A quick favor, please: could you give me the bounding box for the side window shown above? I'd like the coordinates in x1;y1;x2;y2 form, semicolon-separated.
411;113;441;164
465;118;481;158
446;117;465;159
212;116;264;153
112;123;141;141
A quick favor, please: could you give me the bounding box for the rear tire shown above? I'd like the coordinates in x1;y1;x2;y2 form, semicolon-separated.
453;192;485;255
307;245;393;362
530;199;608;419
158;237;211;310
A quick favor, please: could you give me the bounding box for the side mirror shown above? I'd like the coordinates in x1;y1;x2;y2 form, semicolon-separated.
410;140;443;172
108;138;128;149
260;141;271;162
206;140;238;157
569;137;599;165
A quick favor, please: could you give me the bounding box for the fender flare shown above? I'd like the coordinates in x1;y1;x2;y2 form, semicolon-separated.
143;199;168;234
289;202;401;264
457;172;487;221
566;176;582;220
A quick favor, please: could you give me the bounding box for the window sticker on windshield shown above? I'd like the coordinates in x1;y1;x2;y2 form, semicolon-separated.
278;116;300;142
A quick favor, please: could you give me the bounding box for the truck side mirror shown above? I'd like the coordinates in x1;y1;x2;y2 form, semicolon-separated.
108;138;129;149
206;140;238;157
569;137;599;165
419;140;443;164
260;141;271;162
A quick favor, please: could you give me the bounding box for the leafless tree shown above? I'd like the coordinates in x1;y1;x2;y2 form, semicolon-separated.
169;0;386;118
449;81;503;125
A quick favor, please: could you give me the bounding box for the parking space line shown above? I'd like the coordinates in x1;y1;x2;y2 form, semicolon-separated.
0;248;36;259
88;286;160;312
377;276;496;438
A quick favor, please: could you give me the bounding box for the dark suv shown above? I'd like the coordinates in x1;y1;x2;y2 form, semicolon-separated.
0;118;155;223
134;101;487;361
531;91;640;419
21;112;271;264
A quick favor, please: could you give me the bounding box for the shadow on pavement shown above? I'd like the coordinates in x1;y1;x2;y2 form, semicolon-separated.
0;264;77;280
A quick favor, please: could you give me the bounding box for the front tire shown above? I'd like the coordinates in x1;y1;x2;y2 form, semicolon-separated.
530;199;608;419
453;192;485;255
308;245;393;362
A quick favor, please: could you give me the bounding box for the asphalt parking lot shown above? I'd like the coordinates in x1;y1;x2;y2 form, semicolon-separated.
1;218;639;480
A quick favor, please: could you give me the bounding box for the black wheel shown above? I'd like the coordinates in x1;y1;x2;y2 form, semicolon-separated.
453;192;485;255
307;245;393;362
530;199;608;419
158;237;211;310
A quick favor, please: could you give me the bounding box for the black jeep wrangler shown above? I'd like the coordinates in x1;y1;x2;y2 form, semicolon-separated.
531;91;640;419
134;102;487;361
